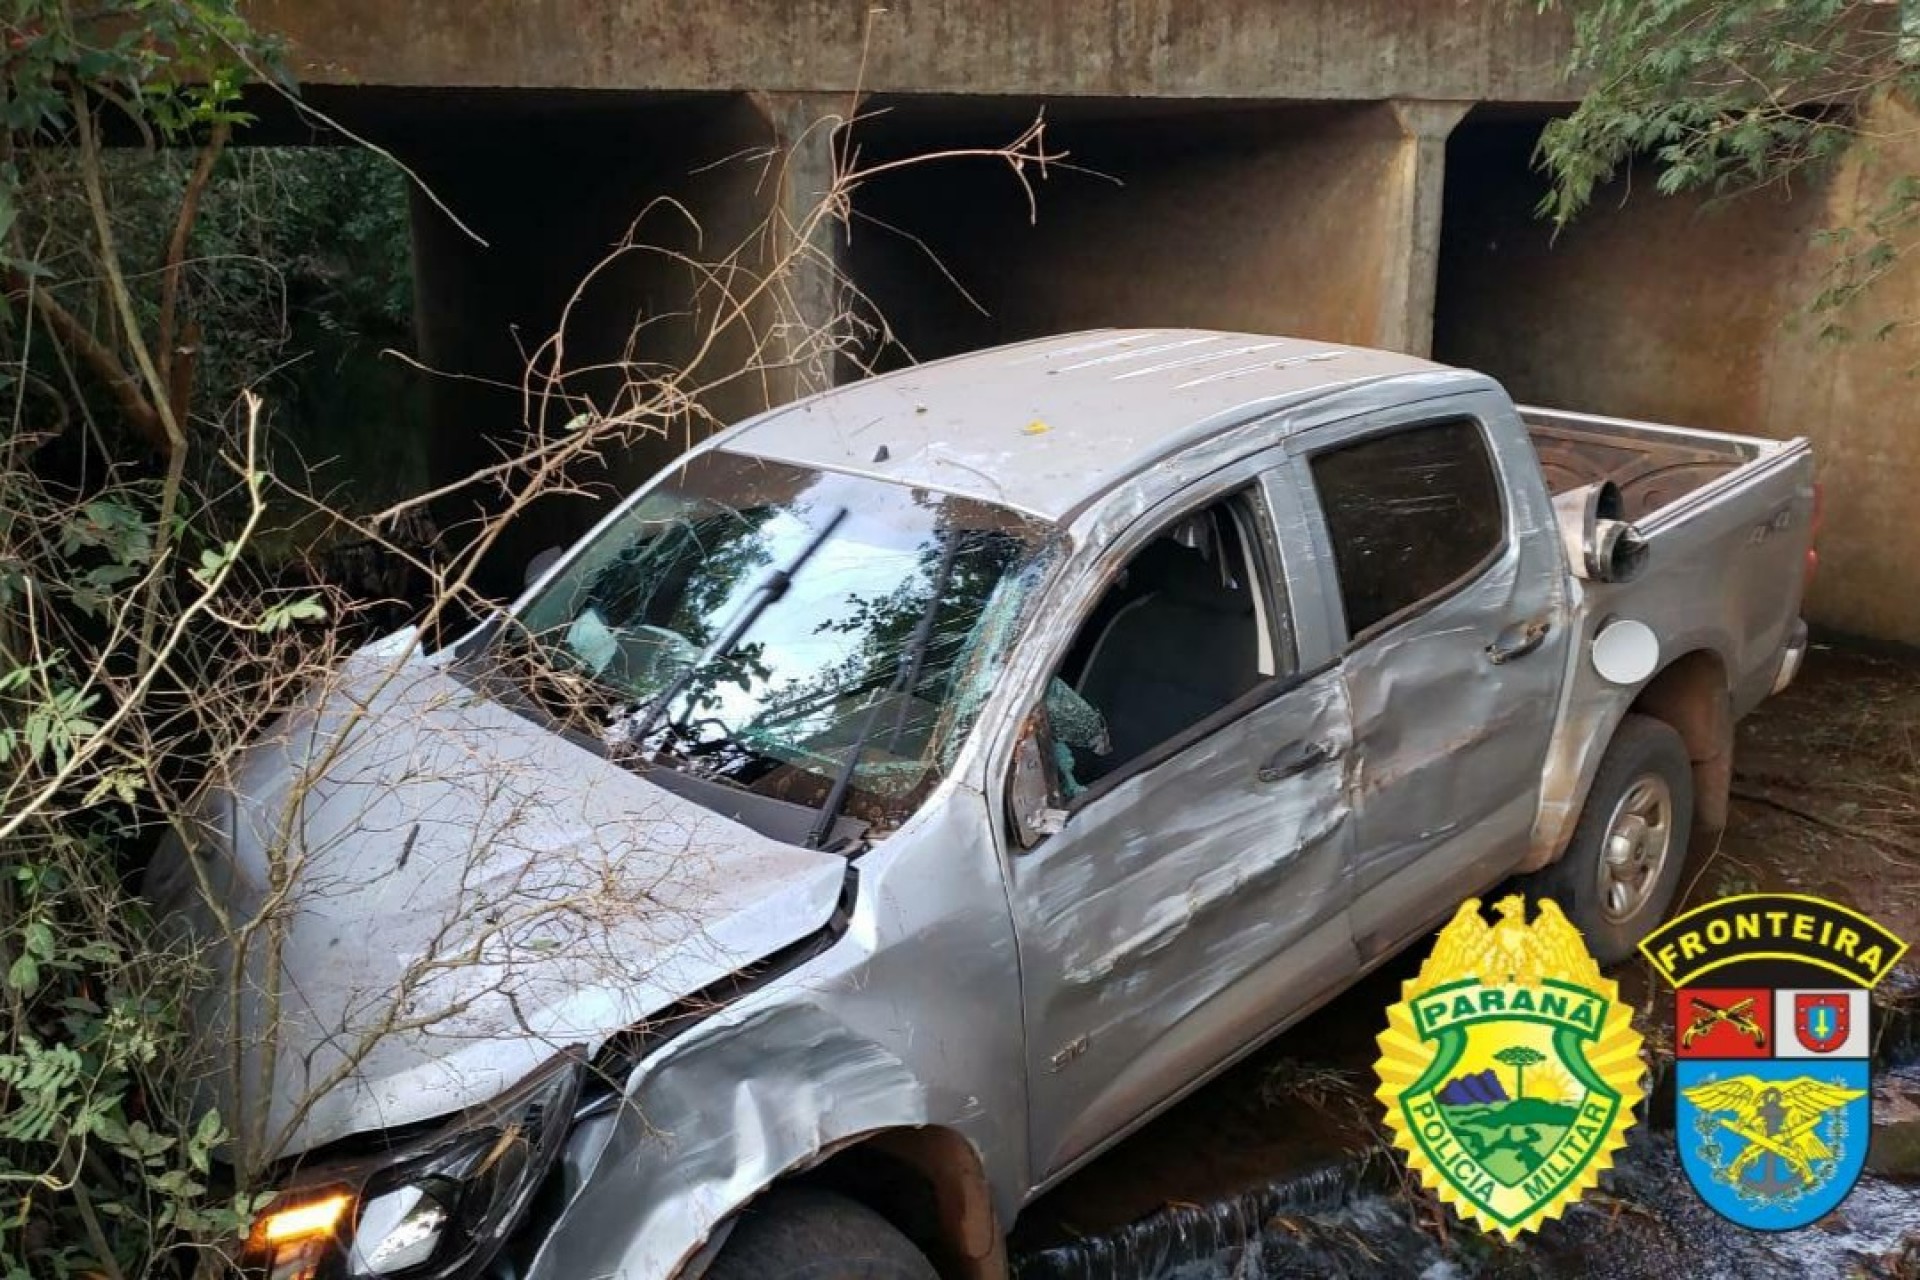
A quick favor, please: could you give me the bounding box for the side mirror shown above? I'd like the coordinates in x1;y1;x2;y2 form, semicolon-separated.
524;545;565;588
1552;481;1649;584
1009;713;1069;850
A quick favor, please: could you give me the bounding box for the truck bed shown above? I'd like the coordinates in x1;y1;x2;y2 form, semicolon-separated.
1524;401;1813;739
1521;406;1788;524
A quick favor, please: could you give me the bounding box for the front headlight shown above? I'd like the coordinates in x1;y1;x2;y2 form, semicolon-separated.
247;1052;585;1280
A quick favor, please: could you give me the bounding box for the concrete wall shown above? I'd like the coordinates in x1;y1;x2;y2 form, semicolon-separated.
246;0;1572;103
394;93;794;580
1436;104;1920;643
846;101;1450;366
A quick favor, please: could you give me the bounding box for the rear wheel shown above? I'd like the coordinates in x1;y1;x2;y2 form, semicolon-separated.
704;1189;938;1280
1524;713;1694;966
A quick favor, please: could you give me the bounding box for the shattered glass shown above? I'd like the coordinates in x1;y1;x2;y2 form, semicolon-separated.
513;451;1058;826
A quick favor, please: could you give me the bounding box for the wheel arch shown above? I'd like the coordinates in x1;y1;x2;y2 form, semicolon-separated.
1625;648;1733;847
1527;645;1732;872
684;1126;1008;1280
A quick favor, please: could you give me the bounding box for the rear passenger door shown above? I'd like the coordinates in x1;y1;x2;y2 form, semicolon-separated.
1287;394;1570;962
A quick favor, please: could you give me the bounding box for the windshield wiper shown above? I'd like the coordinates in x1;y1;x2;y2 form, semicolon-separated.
805;528;961;849
612;506;848;755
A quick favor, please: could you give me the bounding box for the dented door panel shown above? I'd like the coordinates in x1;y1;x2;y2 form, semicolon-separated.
1289;391;1571;963
1005;453;1358;1182
1008;668;1356;1179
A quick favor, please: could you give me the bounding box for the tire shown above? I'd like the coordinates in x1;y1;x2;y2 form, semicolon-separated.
1523;713;1694;967
703;1189;939;1280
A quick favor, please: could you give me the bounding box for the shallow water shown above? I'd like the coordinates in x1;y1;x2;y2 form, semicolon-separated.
1013;1130;1920;1280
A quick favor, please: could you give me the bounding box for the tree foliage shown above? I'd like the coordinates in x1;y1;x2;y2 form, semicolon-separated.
1537;0;1913;220
3;0;282;451
1538;0;1920;339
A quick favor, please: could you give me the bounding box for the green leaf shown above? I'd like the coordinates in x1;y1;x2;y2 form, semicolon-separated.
255;594;328;632
5;954;38;995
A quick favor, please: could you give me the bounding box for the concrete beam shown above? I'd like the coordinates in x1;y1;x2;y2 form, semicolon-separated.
245;0;1574;105
1377;100;1473;357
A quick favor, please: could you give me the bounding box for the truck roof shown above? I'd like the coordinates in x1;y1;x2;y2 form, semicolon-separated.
722;328;1440;521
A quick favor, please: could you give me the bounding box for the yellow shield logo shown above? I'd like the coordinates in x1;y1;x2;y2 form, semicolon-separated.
1376;895;1644;1238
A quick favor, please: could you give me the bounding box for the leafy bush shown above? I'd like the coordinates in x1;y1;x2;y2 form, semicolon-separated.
0;4;368;1274
2;6;1057;1270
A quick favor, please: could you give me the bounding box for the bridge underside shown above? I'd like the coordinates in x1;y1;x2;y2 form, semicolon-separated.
255;5;1920;641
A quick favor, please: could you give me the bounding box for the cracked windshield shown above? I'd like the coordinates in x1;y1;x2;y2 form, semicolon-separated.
513;452;1055;828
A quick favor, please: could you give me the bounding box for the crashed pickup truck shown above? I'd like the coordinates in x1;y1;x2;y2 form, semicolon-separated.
150;329;1816;1280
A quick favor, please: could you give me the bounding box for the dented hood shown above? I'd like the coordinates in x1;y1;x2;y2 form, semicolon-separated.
145;653;846;1158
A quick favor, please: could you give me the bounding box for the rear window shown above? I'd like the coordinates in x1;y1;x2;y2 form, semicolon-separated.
1309;419;1505;637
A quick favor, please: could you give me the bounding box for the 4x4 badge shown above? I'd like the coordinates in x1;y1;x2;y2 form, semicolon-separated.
1376;895;1644;1238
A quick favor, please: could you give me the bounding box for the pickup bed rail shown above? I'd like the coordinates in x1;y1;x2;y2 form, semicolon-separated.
1521;406;1793;524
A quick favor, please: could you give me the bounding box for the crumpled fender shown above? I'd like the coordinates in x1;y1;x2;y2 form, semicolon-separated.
526;998;977;1279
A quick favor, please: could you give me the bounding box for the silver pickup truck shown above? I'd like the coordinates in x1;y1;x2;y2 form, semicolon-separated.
153;330;1815;1280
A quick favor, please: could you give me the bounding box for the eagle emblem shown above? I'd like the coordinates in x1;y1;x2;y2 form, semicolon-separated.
1682;1074;1867;1194
1375;895;1642;1238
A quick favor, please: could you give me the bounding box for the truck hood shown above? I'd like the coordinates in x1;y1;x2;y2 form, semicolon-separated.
145;652;847;1159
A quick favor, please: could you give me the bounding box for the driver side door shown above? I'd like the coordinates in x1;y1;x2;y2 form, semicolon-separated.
1003;464;1358;1183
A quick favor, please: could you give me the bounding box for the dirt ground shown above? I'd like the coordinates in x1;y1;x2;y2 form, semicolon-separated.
1690;640;1920;942
1009;641;1920;1273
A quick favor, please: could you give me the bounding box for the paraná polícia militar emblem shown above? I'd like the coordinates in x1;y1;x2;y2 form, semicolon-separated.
1640;893;1907;1230
1376;895;1644;1238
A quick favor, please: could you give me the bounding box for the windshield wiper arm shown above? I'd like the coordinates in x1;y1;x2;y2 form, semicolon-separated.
805;529;961;850
614;506;848;754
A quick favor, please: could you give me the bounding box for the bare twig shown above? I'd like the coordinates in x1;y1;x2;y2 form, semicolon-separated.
157;119;232;425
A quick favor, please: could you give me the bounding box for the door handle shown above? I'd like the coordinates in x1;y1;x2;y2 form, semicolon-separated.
1486;616;1552;665
1257;740;1338;784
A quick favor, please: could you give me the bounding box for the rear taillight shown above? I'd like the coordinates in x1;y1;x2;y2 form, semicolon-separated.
1804;482;1823;590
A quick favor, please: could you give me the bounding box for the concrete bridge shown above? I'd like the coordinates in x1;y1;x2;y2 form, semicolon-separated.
249;1;1920;644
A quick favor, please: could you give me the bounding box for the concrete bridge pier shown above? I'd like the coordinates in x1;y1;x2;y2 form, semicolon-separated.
748;92;856;400
1378;101;1472;357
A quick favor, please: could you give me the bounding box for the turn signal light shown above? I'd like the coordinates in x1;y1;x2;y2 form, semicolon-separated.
255;1193;352;1244
247;1191;353;1280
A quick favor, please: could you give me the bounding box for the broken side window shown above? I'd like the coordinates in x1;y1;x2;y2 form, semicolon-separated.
1050;491;1287;793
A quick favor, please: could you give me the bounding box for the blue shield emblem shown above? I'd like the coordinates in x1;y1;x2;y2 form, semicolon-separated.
1675;1058;1870;1230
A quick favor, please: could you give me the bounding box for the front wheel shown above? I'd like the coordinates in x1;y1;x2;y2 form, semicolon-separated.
703;1189;939;1280
1523;713;1694;966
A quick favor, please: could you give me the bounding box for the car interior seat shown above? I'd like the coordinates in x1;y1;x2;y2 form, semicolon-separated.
1073;514;1261;781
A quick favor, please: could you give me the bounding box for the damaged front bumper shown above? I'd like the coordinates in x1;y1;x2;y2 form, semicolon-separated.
243;1052;587;1280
